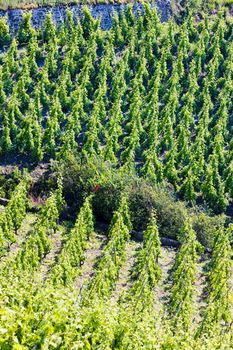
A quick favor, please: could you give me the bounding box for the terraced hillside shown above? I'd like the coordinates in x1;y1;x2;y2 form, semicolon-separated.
0;4;232;349
0;6;232;214
0;181;232;348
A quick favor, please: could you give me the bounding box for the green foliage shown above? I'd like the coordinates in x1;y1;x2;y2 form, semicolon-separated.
0;7;231;216
59;155;100;209
0;8;232;349
0;179;28;256
2;191;60;277
196;224;233;339
114;211;162;347
0;17;10;47
51;195;94;285
131;211;161;304
17;13;35;44
169;218;200;332
192;211;226;247
127;179;188;237
83;200;130;301
170;0;232;18
0;168;22;198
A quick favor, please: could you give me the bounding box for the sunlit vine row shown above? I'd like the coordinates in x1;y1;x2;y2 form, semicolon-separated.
82;194;131;301
0;6;232;214
51;196;94;286
0;179;28;257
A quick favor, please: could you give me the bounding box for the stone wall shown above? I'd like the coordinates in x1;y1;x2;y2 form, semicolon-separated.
0;1;171;32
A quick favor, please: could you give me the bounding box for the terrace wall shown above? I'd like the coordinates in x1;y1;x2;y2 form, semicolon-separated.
0;1;171;31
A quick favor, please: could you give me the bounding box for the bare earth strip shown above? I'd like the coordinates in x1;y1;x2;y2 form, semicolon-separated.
74;233;107;293
111;239;142;302
193;256;209;325
39;230;64;281
154;247;177;313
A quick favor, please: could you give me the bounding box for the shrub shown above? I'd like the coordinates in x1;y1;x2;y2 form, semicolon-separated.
0;168;22;199
60;154;114;211
92;172;131;224
127;179;187;237
56;155;227;248
192;212;226;248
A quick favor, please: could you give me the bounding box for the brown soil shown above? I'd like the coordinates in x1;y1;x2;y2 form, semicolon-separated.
74;233;107;293
192;256;209;325
154;247;177;313
39;230;64;281
111;239;141;302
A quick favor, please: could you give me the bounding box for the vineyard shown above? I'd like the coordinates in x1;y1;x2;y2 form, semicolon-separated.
0;3;233;349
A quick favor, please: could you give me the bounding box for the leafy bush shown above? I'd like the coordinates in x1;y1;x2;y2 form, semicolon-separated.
127;179;187;237
192;212;226;247
59;155;95;209
0;168;23;199
58;156;226;247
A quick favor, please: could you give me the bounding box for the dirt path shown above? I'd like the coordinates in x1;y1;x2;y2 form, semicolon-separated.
39;231;64;281
111;239;141;302
30;163;50;183
153;249;210;323
74;233;107;293
154;247;177;313
192;256;208;325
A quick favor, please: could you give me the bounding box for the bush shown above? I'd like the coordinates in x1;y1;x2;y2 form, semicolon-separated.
60;154;124;213
60;155;133;222
61;159;188;235
92;172;132;224
59;155;95;210
127;179;187;237
192;211;226;248
127;179;223;247
56;155;227;248
0;167;22;199
170;0;202;18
